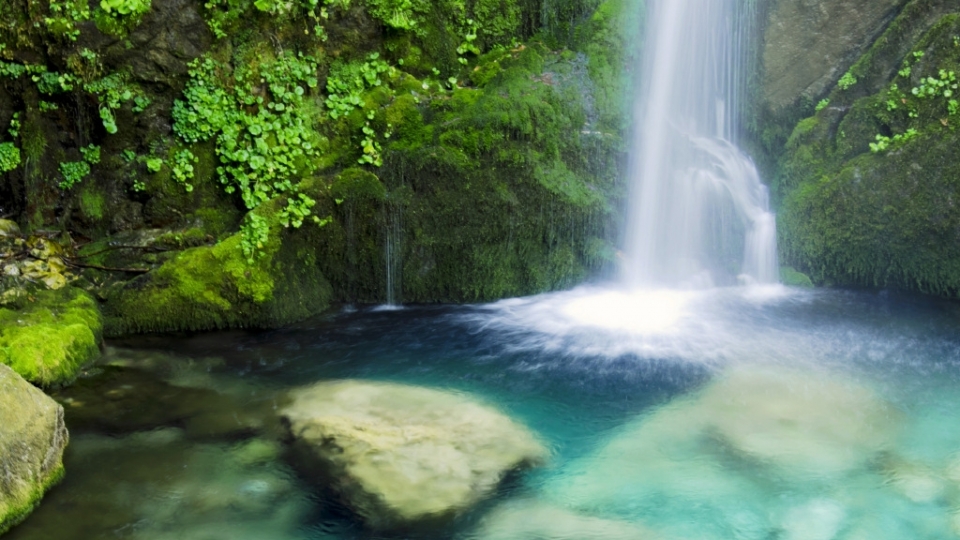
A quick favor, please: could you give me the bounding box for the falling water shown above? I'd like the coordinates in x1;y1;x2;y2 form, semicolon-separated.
383;200;403;306
622;0;777;288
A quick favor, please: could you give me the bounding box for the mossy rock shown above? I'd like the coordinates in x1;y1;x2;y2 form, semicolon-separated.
776;8;960;297
0;363;69;535
103;219;334;335
0;287;103;386
780;266;814;288
316;44;624;304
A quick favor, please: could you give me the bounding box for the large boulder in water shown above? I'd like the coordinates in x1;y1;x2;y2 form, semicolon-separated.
280;380;547;530
0;363;69;534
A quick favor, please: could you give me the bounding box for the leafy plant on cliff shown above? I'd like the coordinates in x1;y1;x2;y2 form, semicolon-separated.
173;52;325;258
44;0;91;41
99;0;150;15
838;71;858;90
83;73;150;134
0;143;20;173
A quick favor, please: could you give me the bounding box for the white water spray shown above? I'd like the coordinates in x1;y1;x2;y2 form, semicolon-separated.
622;0;777;288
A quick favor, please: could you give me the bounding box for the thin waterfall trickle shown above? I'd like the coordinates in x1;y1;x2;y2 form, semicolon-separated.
621;0;777;288
383;200;403;306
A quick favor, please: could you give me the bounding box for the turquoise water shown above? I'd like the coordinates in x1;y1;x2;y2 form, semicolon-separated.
8;285;960;539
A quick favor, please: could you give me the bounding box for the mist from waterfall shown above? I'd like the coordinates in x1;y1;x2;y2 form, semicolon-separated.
621;0;778;288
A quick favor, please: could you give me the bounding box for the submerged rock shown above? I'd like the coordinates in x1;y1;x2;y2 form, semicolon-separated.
696;366;899;475
8;430;311;540
543;366;899;539
281;380;547;530
474;500;658;540
880;456;947;504
779;498;846;540
0;363;69;534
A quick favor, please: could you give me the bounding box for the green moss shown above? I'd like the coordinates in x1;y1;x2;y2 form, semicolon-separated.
776;11;960;298
78;186;105;221
104;197;334;335
314;43;622;303
780;266;814;288
0;462;64;535
0;287;103;386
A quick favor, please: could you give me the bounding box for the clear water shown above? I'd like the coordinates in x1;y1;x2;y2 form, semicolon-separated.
8;286;960;540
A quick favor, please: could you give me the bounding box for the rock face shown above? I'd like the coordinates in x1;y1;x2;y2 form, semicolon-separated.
776;5;960;296
761;0;906;111
281;380;547;530
0;363;69;534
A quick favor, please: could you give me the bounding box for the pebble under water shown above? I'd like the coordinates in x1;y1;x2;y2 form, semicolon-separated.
8;285;960;540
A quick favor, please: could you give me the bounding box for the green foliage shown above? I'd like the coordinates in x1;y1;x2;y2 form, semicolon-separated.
58;160;91;189
99;0;150;15
366;0;419;30
7;113;20;139
869;128;918;153
173;52;325;258
44;0;91;41
0;143;20;173
32;70;77;94
325;54;392;119
778;14;960;298
838;71;858;90
815;99;830;112
83;73;148;134
80;144;101;164
240;213;270;263
146;156;163;172
172;149;197;191
203;0;343;39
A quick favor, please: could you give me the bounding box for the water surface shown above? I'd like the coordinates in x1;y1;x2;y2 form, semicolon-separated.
8;286;960;539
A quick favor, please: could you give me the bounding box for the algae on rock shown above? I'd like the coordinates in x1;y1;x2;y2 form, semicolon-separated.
0;363;69;535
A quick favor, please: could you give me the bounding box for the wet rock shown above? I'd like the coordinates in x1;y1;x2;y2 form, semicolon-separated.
0;363;69;534
281;380;547;530
761;0;905;111
475;500;658;540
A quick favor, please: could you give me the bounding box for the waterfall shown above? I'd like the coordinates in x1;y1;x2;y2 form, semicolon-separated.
621;0;777;288
383;200;403;306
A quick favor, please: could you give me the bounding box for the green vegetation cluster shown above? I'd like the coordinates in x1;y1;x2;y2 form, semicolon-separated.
0;0;637;338
775;7;960;296
0;287;103;386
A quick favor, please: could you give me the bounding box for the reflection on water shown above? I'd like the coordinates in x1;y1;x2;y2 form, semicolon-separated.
8;286;960;539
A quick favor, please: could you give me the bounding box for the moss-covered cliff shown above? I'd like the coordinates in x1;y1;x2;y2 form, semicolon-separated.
0;0;639;339
771;0;960;295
